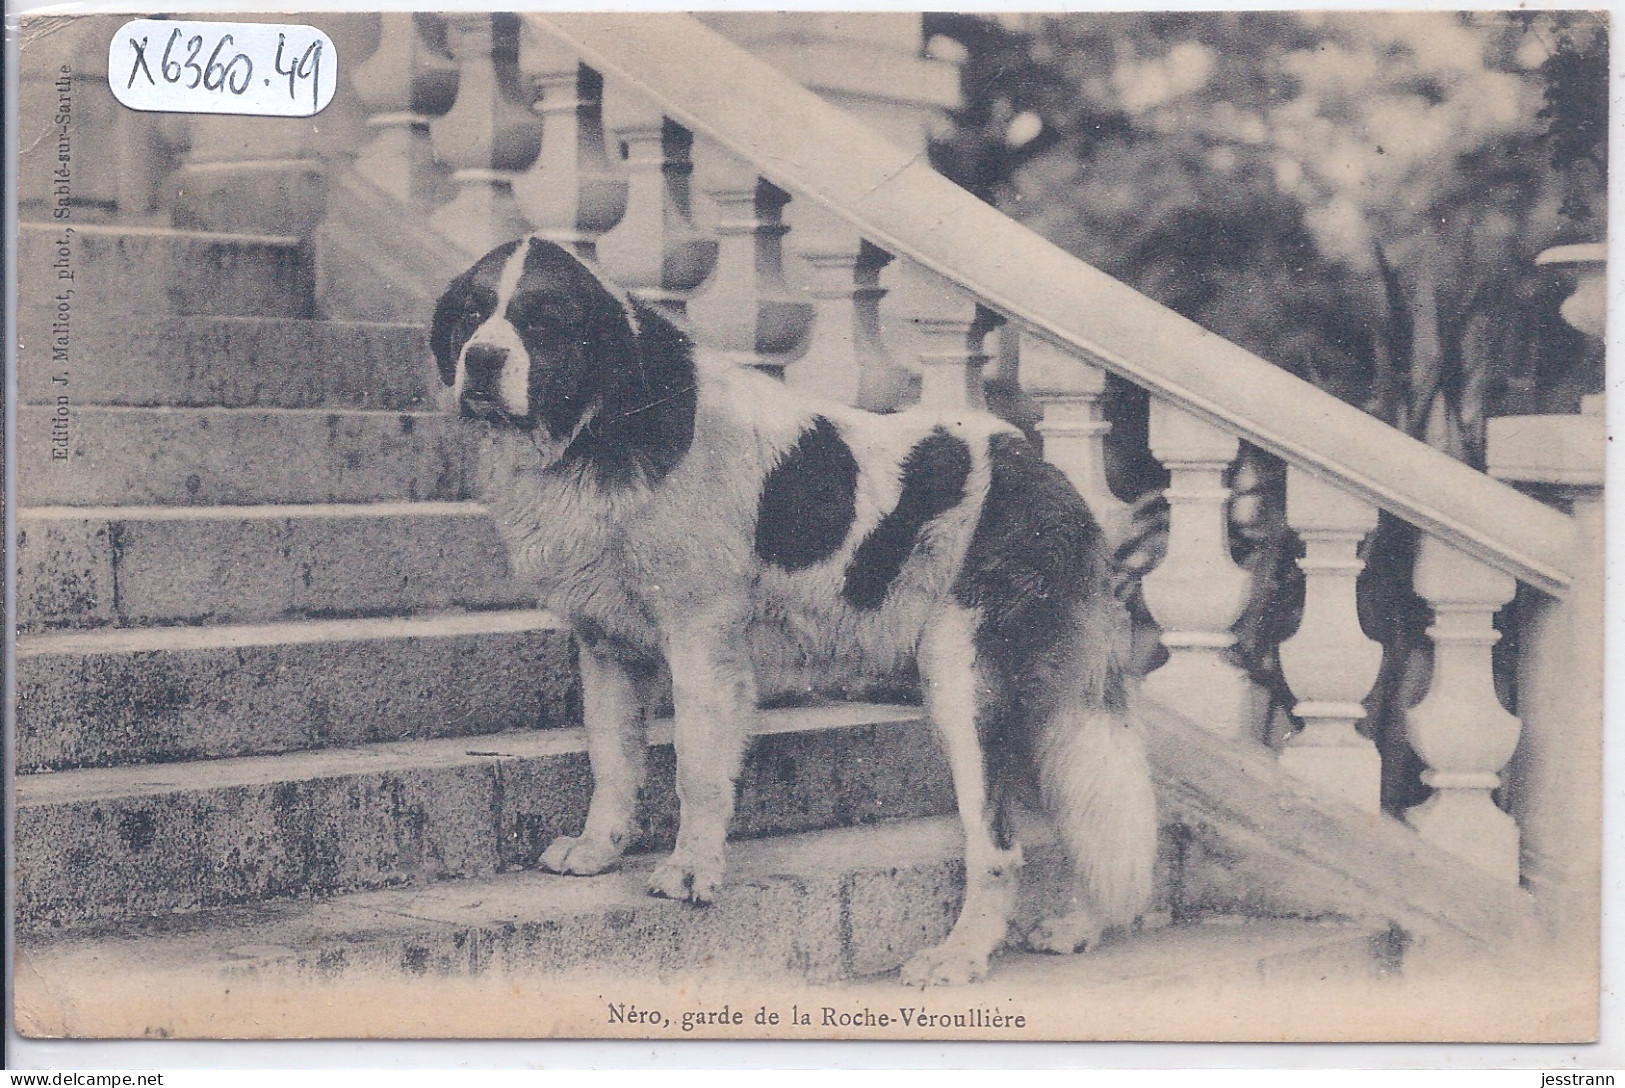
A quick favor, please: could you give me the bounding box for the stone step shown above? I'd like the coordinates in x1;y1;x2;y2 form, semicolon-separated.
16;500;523;633
15;315;432;410
14;704;947;933
15;406;473;507
13;814;1398;1037
18;222;313;321
15;610;578;773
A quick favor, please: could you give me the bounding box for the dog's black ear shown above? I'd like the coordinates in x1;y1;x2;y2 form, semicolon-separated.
431;239;522;388
429;278;472;388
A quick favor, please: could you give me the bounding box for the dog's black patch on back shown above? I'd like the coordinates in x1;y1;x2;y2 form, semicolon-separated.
755;416;859;571
842;427;971;609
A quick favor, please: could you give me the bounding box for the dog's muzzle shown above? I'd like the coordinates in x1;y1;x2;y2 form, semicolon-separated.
459;344;513;421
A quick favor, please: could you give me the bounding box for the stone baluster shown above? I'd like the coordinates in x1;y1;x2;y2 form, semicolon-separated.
1276;467;1383;811
594;89;717;310
686;144;813;377
1404;536;1522;881
1139;400;1259;737
1017;330;1127;537
513;32;627;257
883;261;997;413
350;13;459;208
783;204;903;408
427;14;543;255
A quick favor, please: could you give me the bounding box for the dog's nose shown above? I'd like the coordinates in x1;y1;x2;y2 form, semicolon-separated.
462;345;508;396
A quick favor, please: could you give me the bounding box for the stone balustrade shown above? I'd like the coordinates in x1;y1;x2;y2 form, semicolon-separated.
349;13;459;210
32;12;1588;897
596;97;716;311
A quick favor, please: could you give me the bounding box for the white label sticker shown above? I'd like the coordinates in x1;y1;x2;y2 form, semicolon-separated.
109;19;335;117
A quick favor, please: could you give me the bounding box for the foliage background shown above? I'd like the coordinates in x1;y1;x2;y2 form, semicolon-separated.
923;11;1607;810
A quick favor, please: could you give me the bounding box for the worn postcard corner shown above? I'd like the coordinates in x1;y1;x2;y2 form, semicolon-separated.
8;6;1607;1045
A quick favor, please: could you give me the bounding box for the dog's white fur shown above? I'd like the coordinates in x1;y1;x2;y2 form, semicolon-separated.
438;238;1158;986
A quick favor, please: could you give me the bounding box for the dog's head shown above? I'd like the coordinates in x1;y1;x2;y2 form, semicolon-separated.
431;237;642;436
431;236;697;485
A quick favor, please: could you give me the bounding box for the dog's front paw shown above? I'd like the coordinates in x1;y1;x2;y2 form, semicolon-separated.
1026;910;1104;955
899;942;991;987
647;857;723;905
539;833;623;876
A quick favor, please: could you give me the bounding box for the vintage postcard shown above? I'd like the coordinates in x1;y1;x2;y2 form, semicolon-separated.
7;8;1608;1044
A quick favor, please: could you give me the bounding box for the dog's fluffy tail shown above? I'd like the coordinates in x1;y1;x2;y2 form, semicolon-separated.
1033;594;1158;930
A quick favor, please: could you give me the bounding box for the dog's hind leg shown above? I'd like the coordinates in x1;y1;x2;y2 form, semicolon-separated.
647;616;757;906
540;637;648;876
901;605;1022;987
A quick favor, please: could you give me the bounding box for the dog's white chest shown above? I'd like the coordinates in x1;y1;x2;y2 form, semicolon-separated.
475;438;648;611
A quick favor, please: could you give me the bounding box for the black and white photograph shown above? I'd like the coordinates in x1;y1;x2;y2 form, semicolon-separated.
6;8;1609;1043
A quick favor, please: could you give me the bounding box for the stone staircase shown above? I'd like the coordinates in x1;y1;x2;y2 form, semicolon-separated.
13;221;1431;1018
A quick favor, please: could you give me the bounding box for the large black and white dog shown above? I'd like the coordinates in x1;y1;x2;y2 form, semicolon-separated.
432;236;1158;986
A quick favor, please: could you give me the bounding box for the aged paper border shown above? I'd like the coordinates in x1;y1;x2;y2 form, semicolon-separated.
4;0;1621;1069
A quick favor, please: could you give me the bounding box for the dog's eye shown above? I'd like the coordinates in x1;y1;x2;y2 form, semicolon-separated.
455;301;488;333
